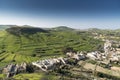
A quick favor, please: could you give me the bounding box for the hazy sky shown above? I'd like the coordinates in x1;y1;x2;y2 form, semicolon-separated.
0;0;120;29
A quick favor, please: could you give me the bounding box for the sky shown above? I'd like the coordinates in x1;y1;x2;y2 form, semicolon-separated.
0;0;120;29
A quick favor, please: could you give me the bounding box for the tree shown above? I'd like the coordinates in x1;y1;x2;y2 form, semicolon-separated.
62;47;75;54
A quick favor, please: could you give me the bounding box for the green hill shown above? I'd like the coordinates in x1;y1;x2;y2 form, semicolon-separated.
6;26;48;35
51;26;74;31
0;26;103;67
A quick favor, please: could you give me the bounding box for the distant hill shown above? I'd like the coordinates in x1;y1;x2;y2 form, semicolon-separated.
115;29;120;32
0;25;11;30
87;28;102;32
52;26;74;31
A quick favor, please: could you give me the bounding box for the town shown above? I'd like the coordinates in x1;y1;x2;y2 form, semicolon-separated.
2;39;120;79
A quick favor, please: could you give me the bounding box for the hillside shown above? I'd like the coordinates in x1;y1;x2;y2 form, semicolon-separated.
6;26;48;35
1;26;120;80
0;26;103;67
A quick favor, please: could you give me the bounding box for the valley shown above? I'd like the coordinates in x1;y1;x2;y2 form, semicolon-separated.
0;25;120;80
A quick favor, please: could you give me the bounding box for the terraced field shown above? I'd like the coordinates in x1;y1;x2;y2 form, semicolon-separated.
1;26;120;79
0;27;103;68
14;73;58;80
0;53;39;67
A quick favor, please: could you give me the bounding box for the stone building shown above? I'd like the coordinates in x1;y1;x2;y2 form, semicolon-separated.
2;63;27;78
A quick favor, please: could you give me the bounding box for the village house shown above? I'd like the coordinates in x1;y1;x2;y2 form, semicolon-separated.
2;63;27;78
32;57;66;71
86;40;120;63
66;51;86;60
